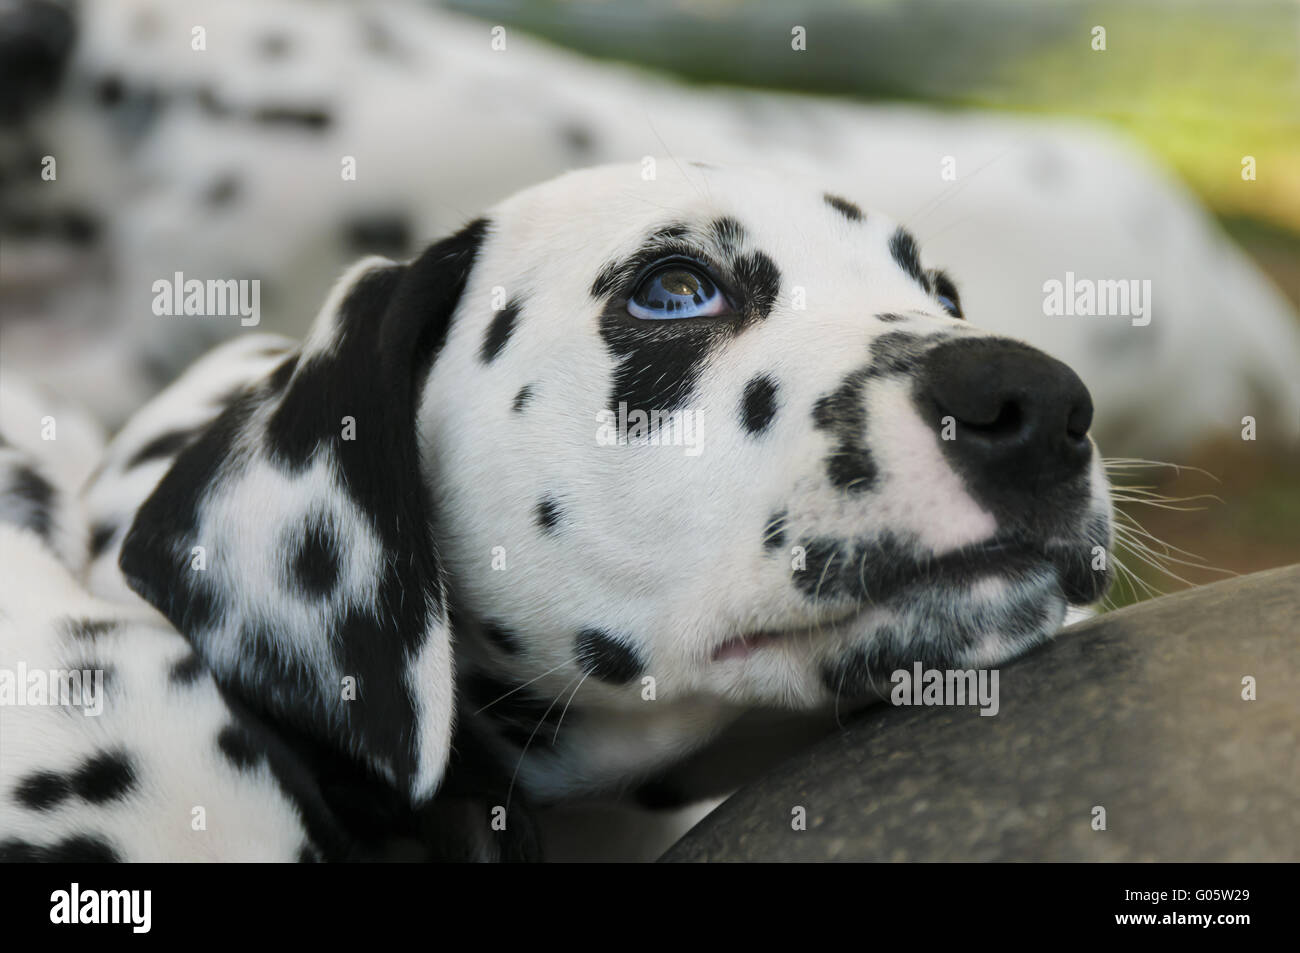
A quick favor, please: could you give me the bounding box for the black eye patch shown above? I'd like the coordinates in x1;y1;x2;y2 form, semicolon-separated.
591;219;782;413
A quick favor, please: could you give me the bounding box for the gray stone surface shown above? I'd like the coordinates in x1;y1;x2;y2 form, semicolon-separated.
662;565;1300;862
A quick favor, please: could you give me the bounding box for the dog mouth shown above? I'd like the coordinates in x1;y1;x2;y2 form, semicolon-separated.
711;532;1109;664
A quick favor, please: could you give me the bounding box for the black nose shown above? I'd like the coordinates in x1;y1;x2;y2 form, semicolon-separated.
917;337;1094;490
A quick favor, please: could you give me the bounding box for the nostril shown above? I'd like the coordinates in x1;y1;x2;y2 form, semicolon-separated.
1066;399;1093;441
957;399;1023;440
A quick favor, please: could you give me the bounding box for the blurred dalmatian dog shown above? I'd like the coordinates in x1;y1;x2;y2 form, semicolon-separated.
2;0;1297;453
14;160;1114;861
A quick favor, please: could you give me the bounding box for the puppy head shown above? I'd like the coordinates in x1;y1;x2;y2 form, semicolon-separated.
122;161;1113;802
421;162;1112;711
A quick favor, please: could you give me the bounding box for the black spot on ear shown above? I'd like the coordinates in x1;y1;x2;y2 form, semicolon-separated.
535;497;562;534
344;214;412;256
481;298;522;364
824;193;863;222
889;227;928;290
14;771;71;811
763;510;787;552
741;374;780;435
127;427;199;469
481;621;521;656
289;515;340;597
512;384;534;412
252;105;332;131
169;652;206;686
64;619;117;641
71;750;137;804
217;723;262;771
3;464;53;539
574;629;645;685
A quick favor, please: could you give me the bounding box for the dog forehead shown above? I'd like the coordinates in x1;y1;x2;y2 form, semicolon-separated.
487;161;877;249
478;161;907;295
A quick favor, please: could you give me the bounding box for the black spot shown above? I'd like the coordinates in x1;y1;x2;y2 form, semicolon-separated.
14;771;71;811
344;214;412;256
534;497;561;534
875;312;907;323
741;375;779;435
169;652;206;686
96;74;125;107
71;750;137;804
204;174;240;207
481;621;521;656
48;834;123;862
89;521;118;559
512;384;534;412
481;298;522;364
824;193;863;222
889;227;928;290
289;515;340;597
63;618;117;641
0;835;121;863
731;249;781;321
217;724;262;771
574;629;645;685
252;105;332;131
259;32;292;59
60;211;99;245
763;511;787;552
560;122;596;154
196;87;231;117
3;464;53;538
127;428;199;469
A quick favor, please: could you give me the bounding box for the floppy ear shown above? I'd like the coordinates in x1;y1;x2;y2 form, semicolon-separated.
120;219;489;804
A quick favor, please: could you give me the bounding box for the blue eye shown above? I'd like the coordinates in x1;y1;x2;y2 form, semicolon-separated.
936;293;959;316
627;263;731;320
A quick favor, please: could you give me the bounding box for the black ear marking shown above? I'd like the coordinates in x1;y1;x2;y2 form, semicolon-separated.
574;629;646;684
121;220;490;806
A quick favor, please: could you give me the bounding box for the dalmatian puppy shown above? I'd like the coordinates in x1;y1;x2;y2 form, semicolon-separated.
47;160;1113;861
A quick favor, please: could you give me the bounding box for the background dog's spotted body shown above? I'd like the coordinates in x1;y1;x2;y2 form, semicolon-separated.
2;162;1113;858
